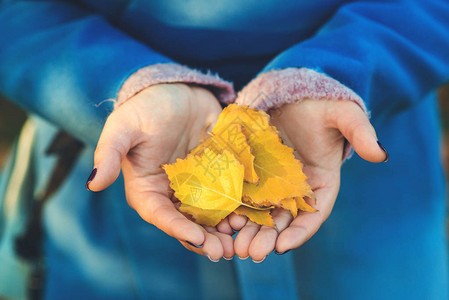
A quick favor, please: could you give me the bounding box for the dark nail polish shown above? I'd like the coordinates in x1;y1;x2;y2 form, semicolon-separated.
186;241;203;248
85;168;97;191
377;141;389;162
274;249;290;255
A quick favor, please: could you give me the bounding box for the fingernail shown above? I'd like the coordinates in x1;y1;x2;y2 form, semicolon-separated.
377;141;389;162
207;255;220;263
186;241;203;248
252;256;266;264
85;168;97;191
223;256;234;261
238;255;249;260
274;249;290;255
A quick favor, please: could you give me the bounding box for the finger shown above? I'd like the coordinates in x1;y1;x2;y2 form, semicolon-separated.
331;102;388;163
234;220;260;260
248;209;293;262
181;238;206;256
131;191;206;247
275;187;336;253
201;231;225;261
205;226;235;260
248;225;277;262
275;211;322;253
228;213;248;231
180;230;224;261
217;218;234;235
88;112;138;191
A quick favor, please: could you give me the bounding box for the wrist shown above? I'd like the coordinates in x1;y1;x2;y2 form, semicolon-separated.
237;68;369;161
115;63;235;109
236;68;367;114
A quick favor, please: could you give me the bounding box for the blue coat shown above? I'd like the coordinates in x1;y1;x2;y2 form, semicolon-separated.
1;0;448;299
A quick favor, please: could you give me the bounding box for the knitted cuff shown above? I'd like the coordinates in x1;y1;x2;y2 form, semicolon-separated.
116;63;236;108
236;68;368;160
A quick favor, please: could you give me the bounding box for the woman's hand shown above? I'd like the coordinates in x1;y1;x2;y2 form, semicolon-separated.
229;99;388;262
87;83;234;261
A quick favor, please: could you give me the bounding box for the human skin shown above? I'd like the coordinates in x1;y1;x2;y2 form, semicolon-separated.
228;99;388;262
87;83;235;261
88;85;387;262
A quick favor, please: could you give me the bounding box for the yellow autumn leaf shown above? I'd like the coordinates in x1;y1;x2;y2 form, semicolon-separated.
295;197;317;213
179;204;232;227
280;198;298;218
163;149;244;213
163;104;316;228
234;206;274;227
191;123;259;183
213;104;271;136
211;104;313;206
242;129;313;207
279;197;317;219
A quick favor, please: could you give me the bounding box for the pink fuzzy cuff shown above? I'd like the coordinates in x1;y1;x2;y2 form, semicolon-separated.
116;63;236;107
236;68;366;112
236;68;368;160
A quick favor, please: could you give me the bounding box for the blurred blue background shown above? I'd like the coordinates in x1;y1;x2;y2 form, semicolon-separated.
3;83;449;186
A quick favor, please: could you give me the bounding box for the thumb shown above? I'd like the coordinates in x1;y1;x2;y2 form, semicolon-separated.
86;114;135;191
332;103;388;163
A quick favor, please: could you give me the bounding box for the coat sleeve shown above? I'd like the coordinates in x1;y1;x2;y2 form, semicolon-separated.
259;0;449;115
0;1;224;146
